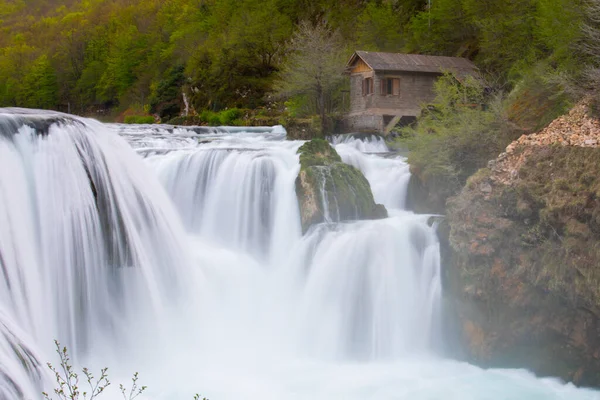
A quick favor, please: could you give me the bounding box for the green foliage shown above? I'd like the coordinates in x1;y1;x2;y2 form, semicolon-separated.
200;110;222;126
218;108;243;125
149;65;186;121
284;95;312;118
198;108;244;126
0;0;590;117
124;115;154;124
356;1;404;52
406;0;585;84
185;0;292;111
406;0;474;57
20;54;58;109
535;0;584;70
276;20;347;133
398;73;519;203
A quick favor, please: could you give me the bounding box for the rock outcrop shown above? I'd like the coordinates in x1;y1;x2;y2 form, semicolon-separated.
446;101;600;386
295;139;387;233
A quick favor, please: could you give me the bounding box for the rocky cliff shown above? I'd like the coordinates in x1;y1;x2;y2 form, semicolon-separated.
295;139;387;233
447;102;600;386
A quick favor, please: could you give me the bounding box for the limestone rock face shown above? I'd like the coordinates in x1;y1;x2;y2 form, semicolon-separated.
446;104;600;387
295;139;387;233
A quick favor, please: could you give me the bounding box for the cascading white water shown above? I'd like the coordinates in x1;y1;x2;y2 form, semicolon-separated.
147;140;301;261
329;134;389;153
0;110;199;399
0;112;598;400
333;139;410;210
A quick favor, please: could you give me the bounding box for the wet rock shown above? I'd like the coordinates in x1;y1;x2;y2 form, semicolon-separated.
295;139;387;233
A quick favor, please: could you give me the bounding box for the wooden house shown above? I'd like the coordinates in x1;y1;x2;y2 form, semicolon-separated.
343;51;478;135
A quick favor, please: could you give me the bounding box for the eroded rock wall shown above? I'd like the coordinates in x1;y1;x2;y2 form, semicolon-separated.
446;102;600;386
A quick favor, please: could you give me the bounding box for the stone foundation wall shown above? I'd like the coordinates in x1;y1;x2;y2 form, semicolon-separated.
341;114;384;134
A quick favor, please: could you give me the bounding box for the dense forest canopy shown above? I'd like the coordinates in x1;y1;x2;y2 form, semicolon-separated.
0;0;589;120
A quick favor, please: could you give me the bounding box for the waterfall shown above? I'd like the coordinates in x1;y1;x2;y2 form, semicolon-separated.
0;109;597;400
0;109;197;399
183;92;190;117
328;133;389;153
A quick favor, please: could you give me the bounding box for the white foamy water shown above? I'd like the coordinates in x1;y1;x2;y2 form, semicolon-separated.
0;111;598;400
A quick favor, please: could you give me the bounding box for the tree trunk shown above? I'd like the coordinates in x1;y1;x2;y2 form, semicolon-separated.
319;85;325;136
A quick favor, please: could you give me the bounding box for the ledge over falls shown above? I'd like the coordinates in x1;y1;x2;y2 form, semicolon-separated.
295;139;387;233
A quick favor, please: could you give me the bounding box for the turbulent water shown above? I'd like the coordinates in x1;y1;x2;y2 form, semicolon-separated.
0;109;598;400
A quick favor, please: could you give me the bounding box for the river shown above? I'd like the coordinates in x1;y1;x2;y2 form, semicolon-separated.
0;109;597;399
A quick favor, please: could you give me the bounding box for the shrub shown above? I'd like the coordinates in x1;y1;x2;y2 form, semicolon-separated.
124;115;154;124
395;73;520;204
284;95;313;118
207;114;221;126
199;110;220;126
199;108;244;126
218;108;242;125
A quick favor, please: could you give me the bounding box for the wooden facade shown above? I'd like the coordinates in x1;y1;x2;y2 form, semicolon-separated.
352;58;372;74
343;51;478;135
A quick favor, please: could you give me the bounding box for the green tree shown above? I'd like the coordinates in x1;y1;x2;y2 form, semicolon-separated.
149;64;186;121
276;20;347;133
20;54;58;109
356;1;404;52
398;73;518;204
186;0;292;111
406;0;474;57
535;0;584;70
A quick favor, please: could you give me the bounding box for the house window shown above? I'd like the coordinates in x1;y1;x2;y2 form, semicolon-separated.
362;77;374;95
381;78;400;96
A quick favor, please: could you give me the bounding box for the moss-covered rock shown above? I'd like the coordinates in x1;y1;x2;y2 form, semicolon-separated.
446;145;600;387
296;139;387;233
297;138;342;167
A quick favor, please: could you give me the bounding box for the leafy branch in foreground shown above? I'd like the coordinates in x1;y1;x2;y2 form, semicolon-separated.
119;372;146;400
42;340;146;400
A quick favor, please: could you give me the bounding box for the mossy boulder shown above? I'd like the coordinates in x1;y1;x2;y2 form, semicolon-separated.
298;138;342;167
446;145;600;387
296;139;387;233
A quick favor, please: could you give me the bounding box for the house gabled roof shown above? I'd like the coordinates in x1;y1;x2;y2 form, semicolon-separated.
347;51;477;75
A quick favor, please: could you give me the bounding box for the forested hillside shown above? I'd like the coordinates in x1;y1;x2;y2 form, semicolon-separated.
0;0;587;121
